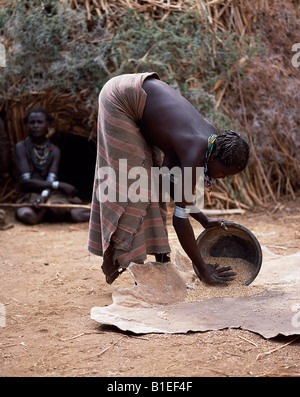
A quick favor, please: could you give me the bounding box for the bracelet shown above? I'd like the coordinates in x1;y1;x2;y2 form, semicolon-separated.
20;172;31;181
46;173;57;182
51;181;60;190
41;189;50;198
173;205;191;219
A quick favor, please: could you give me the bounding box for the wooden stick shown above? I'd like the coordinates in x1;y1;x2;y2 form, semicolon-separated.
0;203;91;210
0;202;245;215
210;191;250;210
256;336;299;361
202;208;245;215
82;336;125;361
238;335;258;347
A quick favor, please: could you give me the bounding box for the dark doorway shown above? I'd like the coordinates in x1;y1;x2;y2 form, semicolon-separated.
57;133;96;201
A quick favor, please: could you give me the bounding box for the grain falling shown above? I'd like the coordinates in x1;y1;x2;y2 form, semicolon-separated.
185;256;264;302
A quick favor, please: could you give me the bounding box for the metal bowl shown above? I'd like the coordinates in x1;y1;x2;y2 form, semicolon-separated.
196;221;262;285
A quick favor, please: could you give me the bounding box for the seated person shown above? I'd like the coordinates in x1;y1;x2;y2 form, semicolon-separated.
14;107;90;225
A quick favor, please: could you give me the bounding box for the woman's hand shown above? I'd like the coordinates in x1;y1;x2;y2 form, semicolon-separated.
203;217;228;230
33;194;48;210
190;209;227;230
193;262;236;285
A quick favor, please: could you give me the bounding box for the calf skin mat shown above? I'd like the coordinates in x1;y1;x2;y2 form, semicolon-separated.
91;248;300;338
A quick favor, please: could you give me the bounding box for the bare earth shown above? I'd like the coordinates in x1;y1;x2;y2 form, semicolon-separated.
0;197;300;378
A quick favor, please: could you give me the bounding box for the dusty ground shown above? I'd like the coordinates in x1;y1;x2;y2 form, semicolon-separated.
0;197;300;378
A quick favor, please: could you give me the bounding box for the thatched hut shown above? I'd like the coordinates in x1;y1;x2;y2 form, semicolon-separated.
0;0;299;207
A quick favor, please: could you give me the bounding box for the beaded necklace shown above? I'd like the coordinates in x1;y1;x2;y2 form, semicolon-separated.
204;134;217;193
26;136;52;171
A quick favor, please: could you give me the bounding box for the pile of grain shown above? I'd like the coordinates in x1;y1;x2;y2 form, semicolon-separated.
185;257;264;302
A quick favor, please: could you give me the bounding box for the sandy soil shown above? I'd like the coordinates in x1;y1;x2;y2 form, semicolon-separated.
0;197;300;378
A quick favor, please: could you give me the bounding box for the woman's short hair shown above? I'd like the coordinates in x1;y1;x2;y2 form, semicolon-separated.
23;107;54;124
212;130;250;171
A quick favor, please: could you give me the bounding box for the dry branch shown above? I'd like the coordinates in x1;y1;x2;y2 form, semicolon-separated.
256;337;299;361
0;203;91;210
